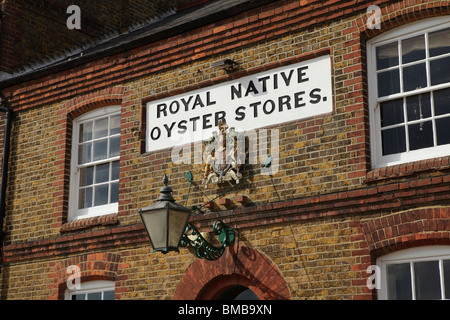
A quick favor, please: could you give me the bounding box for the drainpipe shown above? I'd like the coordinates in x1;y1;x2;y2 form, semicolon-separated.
0;98;13;262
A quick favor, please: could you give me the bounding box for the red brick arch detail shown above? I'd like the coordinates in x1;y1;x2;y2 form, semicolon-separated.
46;252;121;300
63;87;125;120
356;1;450;37
173;244;290;300
361;207;450;259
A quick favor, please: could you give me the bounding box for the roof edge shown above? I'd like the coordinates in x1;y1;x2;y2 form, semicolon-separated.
0;0;280;89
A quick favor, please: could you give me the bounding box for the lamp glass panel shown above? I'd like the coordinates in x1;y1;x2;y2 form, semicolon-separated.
168;209;190;248
141;208;167;250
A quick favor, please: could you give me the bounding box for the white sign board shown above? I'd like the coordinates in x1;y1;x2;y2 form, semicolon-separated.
146;55;333;152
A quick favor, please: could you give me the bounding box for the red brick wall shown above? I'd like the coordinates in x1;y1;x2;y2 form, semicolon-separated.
362;207;450;257
49;252;121;300
173;244;290;300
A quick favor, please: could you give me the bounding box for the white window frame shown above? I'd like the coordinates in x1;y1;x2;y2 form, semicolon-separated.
65;280;115;300
377;245;450;300
368;17;450;169
69;106;121;221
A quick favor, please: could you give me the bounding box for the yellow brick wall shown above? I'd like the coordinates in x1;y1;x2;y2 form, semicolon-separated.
1;214;368;300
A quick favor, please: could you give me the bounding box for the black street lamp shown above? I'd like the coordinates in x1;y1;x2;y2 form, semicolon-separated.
138;174;192;254
139;174;235;260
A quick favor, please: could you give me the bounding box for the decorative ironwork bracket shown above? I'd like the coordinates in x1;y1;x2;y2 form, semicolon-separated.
180;220;235;261
178;155;272;261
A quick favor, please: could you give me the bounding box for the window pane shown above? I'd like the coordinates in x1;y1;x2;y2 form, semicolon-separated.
94;184;109;206
93;139;108;161
429;27;450;57
430;56;450;86
382;127;406;155
110;115;121;135
406;93;431;121
436;117;450;146
408;121;433;151
402;35;425;64
109;136;120;158
110;182;119;204
386;263;412;300
78;143;92;165
94;118;108;139
78;187;92;209
111;161;120;180
87;292;102;300
414;261;441;300
444;260;450;299
103;290;115;300
376;42;399;70
403;63;427;92
381;98;404;127
72;294;85;300
95;163;109;184
79;122;93;143
378;69;400;97
434;87;450;116
79;166;94;187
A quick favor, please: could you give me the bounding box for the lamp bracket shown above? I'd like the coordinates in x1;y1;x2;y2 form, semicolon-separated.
180;220;235;261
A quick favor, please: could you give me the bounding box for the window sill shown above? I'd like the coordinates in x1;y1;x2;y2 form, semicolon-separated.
60;213;119;232
365;156;450;183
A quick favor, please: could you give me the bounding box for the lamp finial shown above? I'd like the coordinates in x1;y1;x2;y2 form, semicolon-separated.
158;173;174;202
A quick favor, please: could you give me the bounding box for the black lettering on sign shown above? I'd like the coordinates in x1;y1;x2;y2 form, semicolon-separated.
189;116;200;131
157;103;167;118
206;92;216;106
203;113;212;130
245;81;259;96
181;96;193;111
169;101;180;114
231;83;242;100
249;101;261;118
258;75;270;93
235;106;246;121
278;95;291;112
164;122;176;138
297;66;309;83
294;91;306;108
192;95;204;109
280;69;294;86
178;120;187;134
263;100;275;115
309;88;322;104
215;111;227;126
150;127;161;140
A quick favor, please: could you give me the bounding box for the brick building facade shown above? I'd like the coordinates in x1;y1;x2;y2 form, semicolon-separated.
0;0;449;301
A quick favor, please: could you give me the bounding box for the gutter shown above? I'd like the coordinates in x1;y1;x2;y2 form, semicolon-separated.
0;98;13;265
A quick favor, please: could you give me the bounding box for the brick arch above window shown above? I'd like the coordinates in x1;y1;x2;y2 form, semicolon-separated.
63;87;126;120
173;244;290;300
357;2;450;38
46;252;121;300
361;207;450;259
